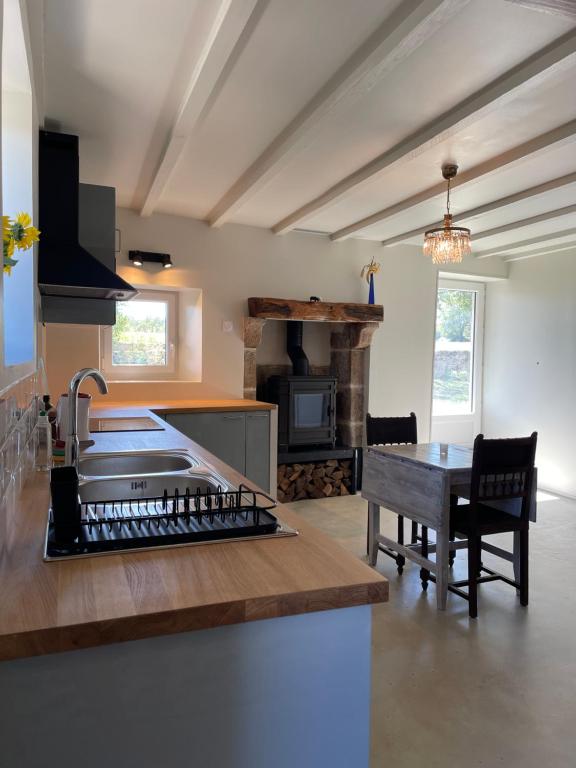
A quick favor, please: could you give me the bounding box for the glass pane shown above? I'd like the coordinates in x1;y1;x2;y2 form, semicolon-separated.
432;288;476;415
112;300;168;366
294;393;328;428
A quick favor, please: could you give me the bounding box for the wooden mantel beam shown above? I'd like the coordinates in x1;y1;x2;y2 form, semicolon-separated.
248;297;383;323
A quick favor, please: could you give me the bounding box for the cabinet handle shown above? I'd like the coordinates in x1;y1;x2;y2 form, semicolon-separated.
222;414;243;420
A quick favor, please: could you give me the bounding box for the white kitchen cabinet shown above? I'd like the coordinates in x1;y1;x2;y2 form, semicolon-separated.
164;410;272;493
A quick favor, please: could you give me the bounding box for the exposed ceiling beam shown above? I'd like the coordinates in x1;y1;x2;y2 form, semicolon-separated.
504;0;576;19
475;227;576;257
330;120;576;240
380;172;576;246
140;0;264;217
504;241;576;262
470;204;576;244
272;29;576;235
205;0;471;227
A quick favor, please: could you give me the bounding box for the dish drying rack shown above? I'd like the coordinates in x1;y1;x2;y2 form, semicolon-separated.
45;484;297;560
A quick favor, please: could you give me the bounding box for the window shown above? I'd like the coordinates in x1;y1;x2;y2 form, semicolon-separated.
431;279;485;442
102;291;177;380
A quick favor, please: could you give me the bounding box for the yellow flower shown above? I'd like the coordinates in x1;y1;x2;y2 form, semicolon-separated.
3;215;11;242
360;258;380;283
15;212;31;228
3;212;39;273
16;225;40;251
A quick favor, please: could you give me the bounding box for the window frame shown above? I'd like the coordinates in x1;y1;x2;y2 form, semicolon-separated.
101;290;178;381
431;278;485;434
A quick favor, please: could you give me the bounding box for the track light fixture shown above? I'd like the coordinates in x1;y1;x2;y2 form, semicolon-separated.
129;250;173;270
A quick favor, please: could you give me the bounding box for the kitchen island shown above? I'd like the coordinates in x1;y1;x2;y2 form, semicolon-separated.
0;401;387;768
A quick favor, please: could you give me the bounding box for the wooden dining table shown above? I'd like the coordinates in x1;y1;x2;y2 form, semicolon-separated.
362;442;537;610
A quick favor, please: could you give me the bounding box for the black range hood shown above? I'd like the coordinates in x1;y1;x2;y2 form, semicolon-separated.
38;130;136;300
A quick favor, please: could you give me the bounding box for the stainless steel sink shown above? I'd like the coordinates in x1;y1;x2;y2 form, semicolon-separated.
79;472;228;503
79;451;198;477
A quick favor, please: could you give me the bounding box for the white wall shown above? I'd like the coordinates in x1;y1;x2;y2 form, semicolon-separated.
45;209;507;442
483;249;576;497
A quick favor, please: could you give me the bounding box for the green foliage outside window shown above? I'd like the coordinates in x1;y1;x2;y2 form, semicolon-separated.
112;302;167;366
435;288;472;341
433;288;474;406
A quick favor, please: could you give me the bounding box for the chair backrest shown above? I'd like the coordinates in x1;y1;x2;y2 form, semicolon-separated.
470;432;538;521
366;412;417;447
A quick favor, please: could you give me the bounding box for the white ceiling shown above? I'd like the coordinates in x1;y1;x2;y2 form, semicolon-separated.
41;0;576;261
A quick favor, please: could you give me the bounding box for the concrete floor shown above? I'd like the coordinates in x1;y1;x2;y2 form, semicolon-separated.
286;492;576;768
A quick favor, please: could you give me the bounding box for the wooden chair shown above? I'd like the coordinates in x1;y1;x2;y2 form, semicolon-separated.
440;432;537;618
365;412;425;574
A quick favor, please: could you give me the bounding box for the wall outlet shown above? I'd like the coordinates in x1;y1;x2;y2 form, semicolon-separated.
222;320;234;333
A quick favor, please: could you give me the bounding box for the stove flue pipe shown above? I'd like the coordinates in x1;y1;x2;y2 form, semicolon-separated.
286;321;310;376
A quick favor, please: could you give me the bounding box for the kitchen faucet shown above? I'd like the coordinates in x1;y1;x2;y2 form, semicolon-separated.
65;367;108;471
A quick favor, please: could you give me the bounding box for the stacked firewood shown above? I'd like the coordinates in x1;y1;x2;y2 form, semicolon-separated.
277;459;353;502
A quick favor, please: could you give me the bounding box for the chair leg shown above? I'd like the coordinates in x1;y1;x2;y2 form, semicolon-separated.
468;535;480;619
396;515;405;574
519;526;529;607
449;526;456;568
411;520;418;545
420;526;429;591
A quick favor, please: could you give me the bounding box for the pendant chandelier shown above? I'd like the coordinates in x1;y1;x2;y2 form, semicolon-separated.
423;164;471;264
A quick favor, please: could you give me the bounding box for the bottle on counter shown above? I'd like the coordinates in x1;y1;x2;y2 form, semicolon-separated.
35;410;53;471
43;394;58;440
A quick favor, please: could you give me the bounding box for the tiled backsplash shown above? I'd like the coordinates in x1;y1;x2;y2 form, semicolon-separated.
0;372;43;508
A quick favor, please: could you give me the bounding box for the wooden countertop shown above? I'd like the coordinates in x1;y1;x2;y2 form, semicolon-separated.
0;406;387;661
91;398;276;415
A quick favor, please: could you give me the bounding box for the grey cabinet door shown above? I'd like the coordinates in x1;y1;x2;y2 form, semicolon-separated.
245;412;270;492
166;412;246;475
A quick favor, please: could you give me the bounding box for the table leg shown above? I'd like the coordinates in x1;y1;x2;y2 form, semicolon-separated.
436;526;450;610
367;502;380;567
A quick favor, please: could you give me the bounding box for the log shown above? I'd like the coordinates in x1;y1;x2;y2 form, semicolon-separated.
277;456;355;501
295;476;307;493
